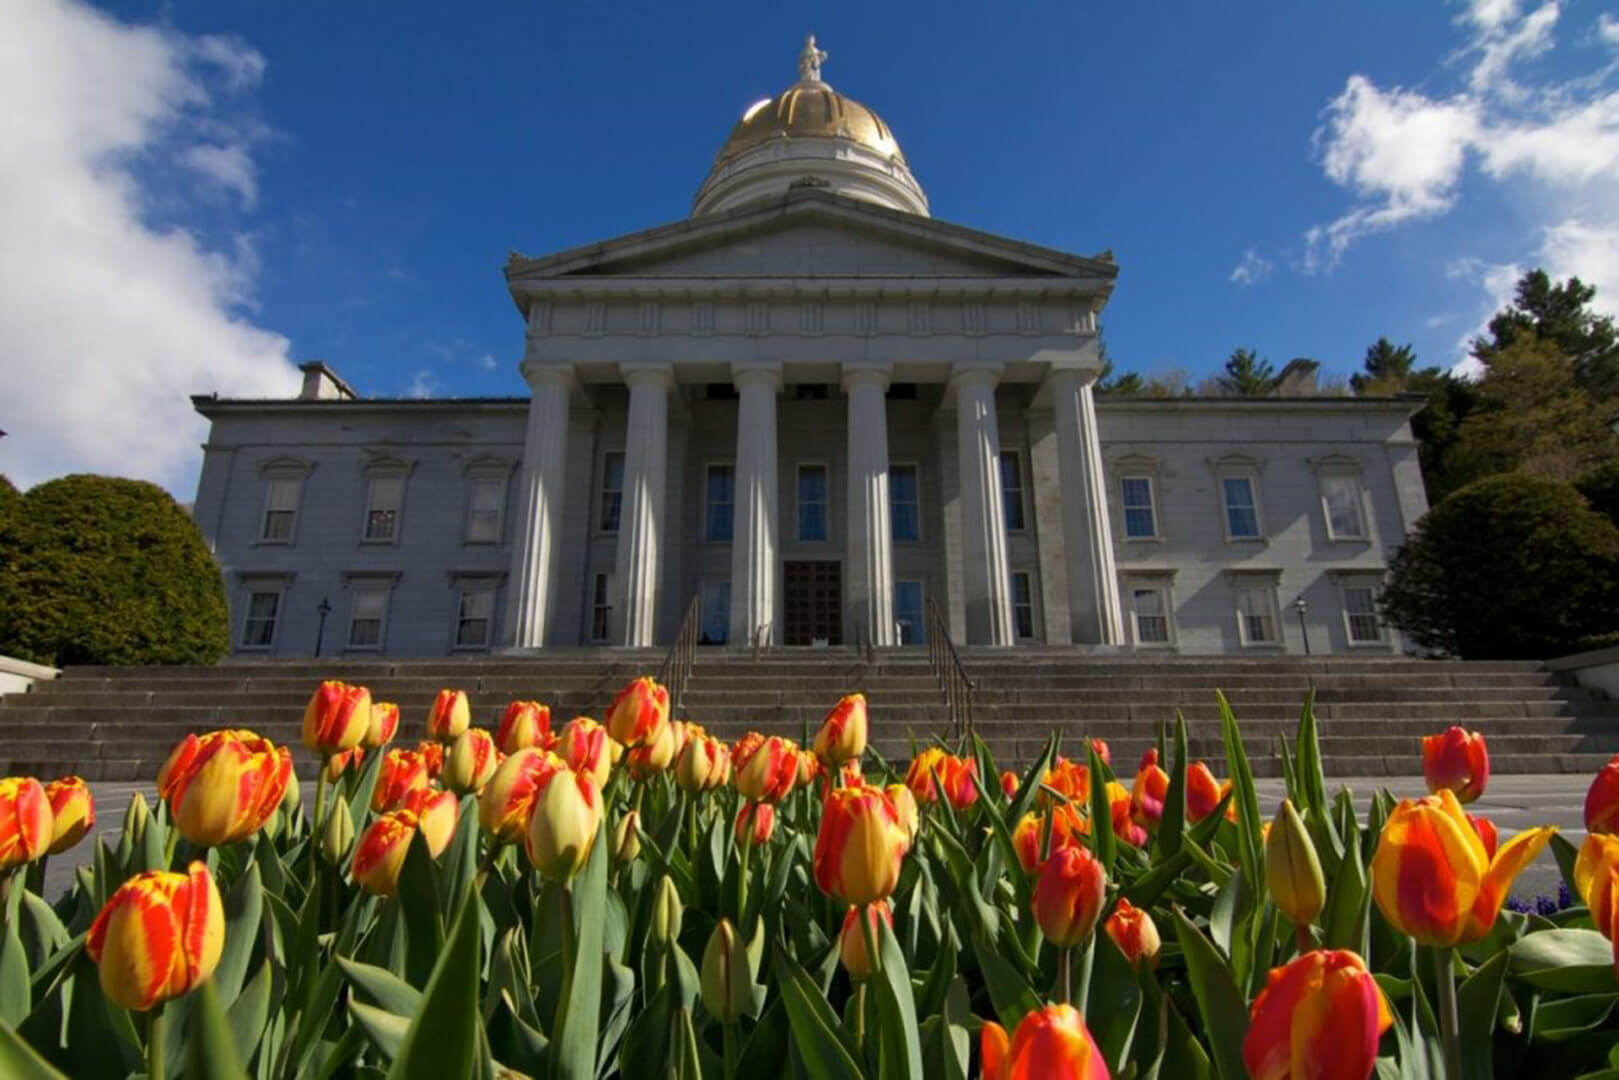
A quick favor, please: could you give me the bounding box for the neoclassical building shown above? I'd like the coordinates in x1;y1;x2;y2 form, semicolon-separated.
191;38;1428;657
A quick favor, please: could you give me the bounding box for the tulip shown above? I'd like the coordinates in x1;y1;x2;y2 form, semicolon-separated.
1370;789;1554;947
525;767;603;880
1108;781;1146;847
1090;738;1112;767
1000;770;1020;799
1266;799;1326;929
813;784;910;906
814;692;868;765
1041;757;1090;807
446;728;500;794
735;802;775;848
939;754;980;810
614;809;642;863
1585;753;1619;835
734;733;798;803
1129;748;1169;832
352;809;418;896
365;701;400;749
557;717;614;787
86;861;224;1012
907;750;979;809
796;749;823;788
1013;803;1089;875
904;747;948;804
1032;844;1106;950
1243;950;1392;1080
496;700;551;754
416;739;446;781
1468;813;1498;859
321;799;355;864
1422;726;1490;804
43;776;94;855
1185;762;1224;823
479;748;564;845
675;733;726;794
0;777;53;871
302;681;371;755
626;718;679;781
886;783;919;842
156;730;293;847
1104;898;1160;970
605;676;671;750
403;787;457;857
324;746;363;783
372;748;430;812
838;900;893;982
1573;833;1619;975
428;689;471;743
700;918;751;1024
980;1004;1110;1080
124;790;152;852
650;874;684;949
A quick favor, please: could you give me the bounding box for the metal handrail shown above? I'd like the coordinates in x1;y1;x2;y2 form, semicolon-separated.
925;596;975;742
656;595;702;716
751;622;771;662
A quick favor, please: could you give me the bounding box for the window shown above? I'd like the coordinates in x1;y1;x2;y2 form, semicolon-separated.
1320;473;1367;540
798;464;828;541
890;465;920;542
1011;571;1036;639
599;452;625;532
241;591;280;648
705;464;735;542
260;476;303;542
589;574;611;643
893;581;925;645
363;475;404;542
465;475;506;544
1235;584;1280;646
1222;476;1262;539
347;588;390;650
700;581;731;645
1342;584;1385;644
1121;476;1158;539
455;586;496;649
1130;587;1172;645
1000;451;1026;531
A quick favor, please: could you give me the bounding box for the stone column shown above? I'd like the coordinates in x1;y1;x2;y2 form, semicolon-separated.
952;366;1015;645
730;363;780;647
613;364;672;647
1051;369;1125;644
503;364;574;648
844;364;895;646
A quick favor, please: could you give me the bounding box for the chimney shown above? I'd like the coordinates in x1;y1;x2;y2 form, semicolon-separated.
298;361;358;401
1272;358;1319;397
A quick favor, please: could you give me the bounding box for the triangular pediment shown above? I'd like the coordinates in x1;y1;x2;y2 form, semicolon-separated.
506;190;1116;284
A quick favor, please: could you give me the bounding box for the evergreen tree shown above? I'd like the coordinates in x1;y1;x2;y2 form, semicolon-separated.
1349;338;1417;394
1218;348;1277;396
1472;270;1619;399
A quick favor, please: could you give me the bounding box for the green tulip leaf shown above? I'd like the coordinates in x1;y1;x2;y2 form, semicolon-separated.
0;1019;68;1079
386;888;483;1080
1171;907;1249;1080
214;862;262;1008
971;929;1041;1031
548;826;607;1080
224;959;272;1070
1457;949;1506;1080
1509;929;1618;994
336;955;425;1016
773;943;867;1080
398;831;446;990
184;978;248;1080
350;999;411;1062
870;916;924;1080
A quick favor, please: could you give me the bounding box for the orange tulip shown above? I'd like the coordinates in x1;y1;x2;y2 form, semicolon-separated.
733;733;797;803
446;728;499;794
1244;949;1392;1080
1370;789;1554;946
886;783;919;842
1104;898;1160;970
838;900;892;982
1129;748;1169;832
416;739;446;781
1013;803;1089;875
1108;781;1146;847
1000;770;1020;799
372;748;430;812
557;716;614;786
980;1004;1110;1080
156;730;292;847
302;681;371;755
1185;762;1224;823
86;861;223;1011
1468;813;1498;859
403;787;457;857
819;759;864;798
1041;757;1090;807
1032;844;1106;948
814;784;910;906
814;692;868;765
428;688;471;743
1422;726;1490;804
1584;753;1619;834
479;748;564;845
1573;833;1619;976
525;766;603;880
1090;738;1111;767
365;701;400;749
626;717;679;781
735;802;775;847
324;746;364;783
675;733;728;794
0;777;52;870
906;750;978;809
904;747;948;804
352;809;418;895
797;749;823;788
496;700;551;754
43;776;94;855
605;676;670;750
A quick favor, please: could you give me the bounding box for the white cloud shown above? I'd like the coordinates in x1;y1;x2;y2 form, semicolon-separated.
406;370;438;398
1599;14;1619;49
479;353;498;371
0;0;298;495
1228;248;1273;286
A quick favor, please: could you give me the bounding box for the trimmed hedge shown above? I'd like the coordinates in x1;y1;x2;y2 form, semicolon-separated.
0;474;229;666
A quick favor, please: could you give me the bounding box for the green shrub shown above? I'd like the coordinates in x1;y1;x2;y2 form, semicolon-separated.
1576;460;1619;527
0;474;229;666
1381;471;1619;659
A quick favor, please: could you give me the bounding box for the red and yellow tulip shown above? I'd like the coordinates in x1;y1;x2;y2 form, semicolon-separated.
415;739;446;781
980;1003;1110;1080
402;787;457;857
0;777;54;869
1013;803;1088;875
324;746;364;783
1108;781;1146;848
427;688;471;743
479;747;564;846
675;733;728;794
886;782;919;842
1573;833;1619;976
302;681;371;755
838;900;892;983
1041;757;1090;808
814;692;868;765
86;861;223;1012
1585;753;1619;835
1243;950;1392;1080
365;701;400;749
625;717;680;781
371;748;430;813
1000;770;1020;799
496;700;551;754
1032;844;1106;948
1104;898;1160;970
605;676;670;750
445;727;499;795
525;766;603;880
156;729;292;847
735;801;775;847
557;717;614;787
352;809;419;896
905;749;979;809
1422;726;1490;804
1185;762;1226;823
733;733;798;803
1129;748;1169;832
43;776;94;855
813;784;910;906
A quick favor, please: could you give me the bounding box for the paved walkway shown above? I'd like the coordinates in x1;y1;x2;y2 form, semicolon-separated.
44;774;1590;904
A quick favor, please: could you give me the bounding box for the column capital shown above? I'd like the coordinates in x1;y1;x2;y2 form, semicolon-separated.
619;361;674;389
841;360;893;393
1047;364;1100;391
731;360;783;391
948;361;1005;389
519;361;576;390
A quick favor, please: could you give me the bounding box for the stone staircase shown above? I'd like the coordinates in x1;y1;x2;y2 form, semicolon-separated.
0;650;1614;782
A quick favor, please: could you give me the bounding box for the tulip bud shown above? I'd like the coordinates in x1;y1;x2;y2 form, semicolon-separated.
321;799;355;864
1186;762;1224;824
123;790;152;851
365;701;400;749
605;676;671;750
1422;726;1490;804
626;718;679;781
734;802;775;848
352;810;418;896
614;810;642;864
981;1005;1109;1080
428;688;471;744
1574;833;1619;966
86;861;224;1011
302;681;371;755
700;918;751;1024
1090;738;1112;767
525;768;603;880
650;874;683;950
1585;753;1619;835
675;734;722;794
999;770;1019;799
1129;748;1169;833
1032;844;1106;948
1244;950;1392;1080
838;901;892;982
1266;799;1326;928
1105;898;1161;970
44;777;95;855
446;728;500;795
280;774;302;815
814;693;868;766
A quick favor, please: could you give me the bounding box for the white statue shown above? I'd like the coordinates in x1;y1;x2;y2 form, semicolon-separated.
798;34;827;82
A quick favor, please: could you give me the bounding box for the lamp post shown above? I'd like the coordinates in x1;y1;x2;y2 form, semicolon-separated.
315;596;332;657
1293;596;1311;656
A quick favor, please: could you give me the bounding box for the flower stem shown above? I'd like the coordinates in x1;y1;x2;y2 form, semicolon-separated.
723;1020;739;1080
858;903;884;977
736;821;752;924
313;769;329;837
1295;922;1313;956
853;983;867;1047
1058;945;1072;1005
1434;946;1461;1080
148;1003;167;1080
559;884;574;978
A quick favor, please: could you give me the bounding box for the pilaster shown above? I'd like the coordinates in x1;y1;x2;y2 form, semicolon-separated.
950;364;1015;646
1051;368;1125;644
843;362;895;646
613;363;673;647
503;364;576;648
730;362;781;647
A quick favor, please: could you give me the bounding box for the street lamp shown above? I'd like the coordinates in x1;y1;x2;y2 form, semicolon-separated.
315;596;332;657
1293;595;1311;656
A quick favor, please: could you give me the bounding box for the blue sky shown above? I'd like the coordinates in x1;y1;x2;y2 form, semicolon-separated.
3;0;1616;493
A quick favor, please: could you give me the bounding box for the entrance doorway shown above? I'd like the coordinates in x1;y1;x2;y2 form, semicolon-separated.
783;560;842;645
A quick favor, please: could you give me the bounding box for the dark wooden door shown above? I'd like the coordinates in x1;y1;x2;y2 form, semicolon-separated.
783;561;843;646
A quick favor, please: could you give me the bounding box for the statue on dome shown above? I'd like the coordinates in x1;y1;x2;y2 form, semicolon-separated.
798;34;827;82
